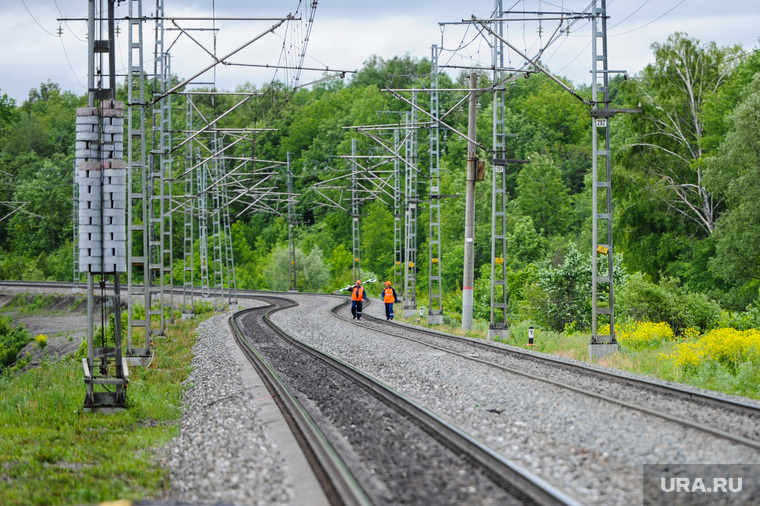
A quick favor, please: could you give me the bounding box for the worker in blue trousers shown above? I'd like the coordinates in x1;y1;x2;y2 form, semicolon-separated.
382;280;398;320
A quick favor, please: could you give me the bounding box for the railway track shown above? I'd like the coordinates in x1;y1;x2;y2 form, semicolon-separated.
337;301;760;452
5;280;760;504
230;296;581;506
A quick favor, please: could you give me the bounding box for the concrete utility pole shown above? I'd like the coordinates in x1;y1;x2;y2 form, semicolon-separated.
462;72;478;330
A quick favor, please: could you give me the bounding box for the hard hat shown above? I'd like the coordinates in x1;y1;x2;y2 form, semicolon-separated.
356;279;361;284
385;281;391;285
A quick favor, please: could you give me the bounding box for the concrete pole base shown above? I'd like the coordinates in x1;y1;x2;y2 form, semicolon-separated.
427;312;444;325
589;343;618;359
488;325;509;341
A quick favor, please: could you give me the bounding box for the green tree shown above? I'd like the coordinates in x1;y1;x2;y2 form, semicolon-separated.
7;154;73;255
302;246;330;292
263;246;302;291
617;33;741;236
506;215;546;268
515;153;572;236
707;83;760;289
535;245;591;332
360;200;393;274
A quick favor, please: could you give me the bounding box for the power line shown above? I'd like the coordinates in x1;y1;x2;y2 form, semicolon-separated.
53;0;86;42
610;0;686;37
19;0;58;37
58;36;87;92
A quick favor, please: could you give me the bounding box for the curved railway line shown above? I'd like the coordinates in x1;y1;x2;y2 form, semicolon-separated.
336;301;760;452
230;296;580;505
3;281;760;504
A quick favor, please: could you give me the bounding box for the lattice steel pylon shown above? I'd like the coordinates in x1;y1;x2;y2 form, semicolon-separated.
427;47;444;325
126;0;153;361
589;0;617;358
210;137;225;309
351;138;361;282
160;52;173;323
221;177;238;306
403;95;419;318
287;152;297;292
393;127;403;291
197;153;211;300
181;105;195;318
147;0;167;334
489;0;510;340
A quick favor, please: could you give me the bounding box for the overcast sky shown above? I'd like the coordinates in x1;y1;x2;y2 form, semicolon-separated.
2;1;759;104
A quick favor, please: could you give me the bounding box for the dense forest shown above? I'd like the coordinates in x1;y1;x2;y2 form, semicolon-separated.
2;32;760;334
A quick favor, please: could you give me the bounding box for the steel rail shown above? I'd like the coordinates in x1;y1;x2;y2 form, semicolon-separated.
260;297;582;506
230;298;371;506
6;282;758;448
334;303;760;451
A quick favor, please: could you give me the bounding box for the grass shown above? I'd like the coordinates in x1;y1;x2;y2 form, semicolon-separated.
0;309;209;505
395;314;760;400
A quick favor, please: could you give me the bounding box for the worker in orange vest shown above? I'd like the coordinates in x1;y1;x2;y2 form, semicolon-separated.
382;281;398;320
351;279;367;320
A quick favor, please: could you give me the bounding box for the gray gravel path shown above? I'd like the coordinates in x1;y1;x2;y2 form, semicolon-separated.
153;300;299;506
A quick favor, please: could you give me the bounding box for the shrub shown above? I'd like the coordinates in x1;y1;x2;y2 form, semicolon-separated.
617;273;720;334
666;327;760;373
0;315;32;372
615;321;675;351
716;306;760;331
34;334;47;350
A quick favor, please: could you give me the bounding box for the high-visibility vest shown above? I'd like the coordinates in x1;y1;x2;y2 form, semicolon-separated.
351;286;364;301
383;287;395;303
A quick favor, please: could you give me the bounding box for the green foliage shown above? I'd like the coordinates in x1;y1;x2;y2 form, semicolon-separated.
716;306;760;331
505;215;546;268
612;33;741;286
302;245;330;292
616;272;721;333
360;200;394;274
3;31;760;331
534;245;592;332
1;293;55;313
263;244;329;292
0;315;32;372
707;82;760;289
690;361;760;399
515;153;573;236
349;54;431;90
0;313;207;504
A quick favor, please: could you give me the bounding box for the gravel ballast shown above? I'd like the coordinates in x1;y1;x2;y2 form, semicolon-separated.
154;303;297;506
268;294;760;506
6;287;759;505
